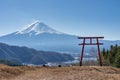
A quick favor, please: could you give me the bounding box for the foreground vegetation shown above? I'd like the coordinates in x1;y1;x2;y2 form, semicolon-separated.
101;45;120;68
0;59;22;66
0;64;37;80
0;64;120;80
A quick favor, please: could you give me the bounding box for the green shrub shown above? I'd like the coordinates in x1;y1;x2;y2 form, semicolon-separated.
0;59;22;66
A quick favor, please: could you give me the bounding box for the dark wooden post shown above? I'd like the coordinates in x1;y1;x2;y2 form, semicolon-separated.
80;38;85;66
97;38;102;66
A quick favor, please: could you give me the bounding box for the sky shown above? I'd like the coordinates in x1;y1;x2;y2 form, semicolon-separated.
0;0;120;40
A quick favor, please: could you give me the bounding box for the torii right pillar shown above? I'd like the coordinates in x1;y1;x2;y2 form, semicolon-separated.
78;37;104;66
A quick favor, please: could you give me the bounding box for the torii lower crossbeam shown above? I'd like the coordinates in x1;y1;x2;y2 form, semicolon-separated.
78;37;104;66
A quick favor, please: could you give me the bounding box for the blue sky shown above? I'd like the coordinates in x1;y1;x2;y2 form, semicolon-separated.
0;0;120;40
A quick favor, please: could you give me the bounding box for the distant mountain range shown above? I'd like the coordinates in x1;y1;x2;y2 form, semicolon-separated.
0;43;74;65
0;20;119;54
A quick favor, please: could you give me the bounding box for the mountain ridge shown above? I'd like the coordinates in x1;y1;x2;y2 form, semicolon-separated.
0;43;74;65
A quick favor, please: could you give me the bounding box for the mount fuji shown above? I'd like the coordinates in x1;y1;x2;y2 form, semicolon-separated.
16;21;63;35
0;20;120;54
0;21;80;53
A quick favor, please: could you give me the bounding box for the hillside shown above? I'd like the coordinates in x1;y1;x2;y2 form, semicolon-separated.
0;65;120;80
0;43;74;65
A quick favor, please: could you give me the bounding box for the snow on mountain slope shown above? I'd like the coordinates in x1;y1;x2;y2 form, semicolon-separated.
16;20;63;35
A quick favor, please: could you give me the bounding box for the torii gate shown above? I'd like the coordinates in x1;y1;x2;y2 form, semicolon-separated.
78;37;104;66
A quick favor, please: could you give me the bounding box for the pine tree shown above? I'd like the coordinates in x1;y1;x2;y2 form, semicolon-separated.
101;45;120;67
114;52;120;68
105;49;109;59
110;45;113;50
102;48;106;57
109;45;117;65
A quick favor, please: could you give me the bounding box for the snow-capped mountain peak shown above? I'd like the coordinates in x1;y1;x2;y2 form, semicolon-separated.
16;20;62;35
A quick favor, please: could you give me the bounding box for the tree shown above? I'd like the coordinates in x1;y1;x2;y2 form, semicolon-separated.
105;49;109;59
109;46;117;65
110;45;113;50
101;45;120;67
114;52;120;68
102;48;106;57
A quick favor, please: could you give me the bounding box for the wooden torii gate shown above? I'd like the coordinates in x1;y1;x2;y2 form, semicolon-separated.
78;37;104;66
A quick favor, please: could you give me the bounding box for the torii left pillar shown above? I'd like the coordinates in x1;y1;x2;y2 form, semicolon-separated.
78;37;104;66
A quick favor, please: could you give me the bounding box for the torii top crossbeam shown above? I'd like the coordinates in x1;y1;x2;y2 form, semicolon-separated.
78;37;104;45
78;37;104;39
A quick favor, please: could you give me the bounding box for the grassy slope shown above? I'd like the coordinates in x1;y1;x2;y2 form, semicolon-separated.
0;64;36;80
0;65;120;80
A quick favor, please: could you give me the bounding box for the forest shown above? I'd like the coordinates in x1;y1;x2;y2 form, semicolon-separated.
101;44;120;68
